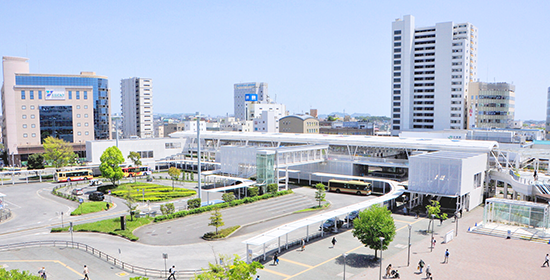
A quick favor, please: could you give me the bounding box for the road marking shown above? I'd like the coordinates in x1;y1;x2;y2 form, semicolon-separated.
278;257;313;268
262;268;290;277
283;217;426;280
0;260;83;277
393;219;415;224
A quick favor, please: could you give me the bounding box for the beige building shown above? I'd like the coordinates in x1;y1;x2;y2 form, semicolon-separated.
279;115;319;134
1;56;111;165
467;82;515;129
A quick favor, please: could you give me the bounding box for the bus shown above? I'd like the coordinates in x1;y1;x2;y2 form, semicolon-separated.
122;166;152;177
328;179;372;196
55;170;93;183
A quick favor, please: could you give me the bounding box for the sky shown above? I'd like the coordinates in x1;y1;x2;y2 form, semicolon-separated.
1;1;549;120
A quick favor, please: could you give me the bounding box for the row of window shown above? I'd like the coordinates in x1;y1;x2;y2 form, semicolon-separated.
415;52;435;57
413;113;434;117
414;58;435;63
22;113;88;119
414;77;434;81
414;83;435;87
413;119;434;123
414;89;435;93
415;40;435;45
22;131;90;138
413;107;434;111
414;65;435;69
413;101;434;105
415;71;435;75
415;34;435;39
414;95;435;99
415;46;435;51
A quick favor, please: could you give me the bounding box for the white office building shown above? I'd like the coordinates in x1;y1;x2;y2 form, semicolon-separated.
391;15;478;135
234;82;269;121
121;77;153;138
253;110;279;133
183;120;206;133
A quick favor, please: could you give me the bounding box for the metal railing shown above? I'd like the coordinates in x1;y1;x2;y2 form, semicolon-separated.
0;240;202;278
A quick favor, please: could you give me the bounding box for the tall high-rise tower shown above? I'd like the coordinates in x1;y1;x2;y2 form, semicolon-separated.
391;15;478;135
121;77;153;138
233;82;269;121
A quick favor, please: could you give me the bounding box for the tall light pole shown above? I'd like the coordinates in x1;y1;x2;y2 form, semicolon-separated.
430;214;435;252
342;253;347;280
112;114;123;148
379;236;385;280
196;112;202;200
407;224;412;266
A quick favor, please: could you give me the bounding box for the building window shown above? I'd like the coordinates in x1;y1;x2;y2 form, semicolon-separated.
77;123;81;127
85;122;89;127
38;90;42;99
22;115;27;119
21;90;25;99
84;105;88;109
77;114;81;118
32;133;36;138
85;131;89;135
31;115;35;119
77;105;80;109
394;30;401;35
76;91;80;100
30;90;34;99
69;91;72;99
84;114;88;118
23;133;28;138
84;91;88;100
22;124;27;128
22;105;26;110
78;132;82;136
30;105;35;110
394;42;401;47
31;124;36;128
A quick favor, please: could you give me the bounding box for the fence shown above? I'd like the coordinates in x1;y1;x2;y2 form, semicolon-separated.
0;240;202;278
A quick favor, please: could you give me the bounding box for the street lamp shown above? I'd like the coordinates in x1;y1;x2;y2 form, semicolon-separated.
407;224;412;266
342;253;347;280
430;214;435;252
379;236;385;280
112;114;123;148
196;112;202;200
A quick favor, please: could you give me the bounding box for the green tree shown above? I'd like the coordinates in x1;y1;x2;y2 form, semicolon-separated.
222;192;236;203
248;187;259;197
267;183;278;194
190;172;194;181
43;136;76;169
27;153;45;170
128;151;142;166
193;254;263;280
100;146;125;187
0;268;42;279
160;203;175;215
315;183;326;207
352;204;396;259
209;206;224;236
426;200;442;231
123;190;138;221
168;167;181;191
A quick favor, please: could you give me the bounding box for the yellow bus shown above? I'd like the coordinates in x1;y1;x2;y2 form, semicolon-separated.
122;166;152;177
328;179;372;196
55;170;93;183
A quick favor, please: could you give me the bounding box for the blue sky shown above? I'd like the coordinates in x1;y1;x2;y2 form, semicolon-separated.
1;1;549;120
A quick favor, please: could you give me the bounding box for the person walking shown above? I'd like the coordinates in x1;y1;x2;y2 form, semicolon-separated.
255;276;260;280
432;237;436;248
385;264;392;277
301;239;306;251
168;265;177;280
443;249;450;264
38;267;47;279
273;252;279;265
418;259;425;273
543;254;550;267
331;237;337;248
83;265;89;280
425;264;432;279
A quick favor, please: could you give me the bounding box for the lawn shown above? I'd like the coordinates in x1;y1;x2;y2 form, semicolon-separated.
294;203;330;213
71;201;112;216
51;216;152;241
104;182;196;202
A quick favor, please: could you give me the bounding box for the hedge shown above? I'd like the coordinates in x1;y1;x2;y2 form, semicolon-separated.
154;190;293;222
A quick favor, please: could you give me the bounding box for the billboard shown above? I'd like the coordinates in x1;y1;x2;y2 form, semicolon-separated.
45;88;66;100
245;94;258;101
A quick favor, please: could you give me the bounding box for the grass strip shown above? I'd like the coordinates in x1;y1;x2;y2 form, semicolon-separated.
71;201;112;216
294;203;330;213
51;216;152;241
99;182;196;202
203;225;241;240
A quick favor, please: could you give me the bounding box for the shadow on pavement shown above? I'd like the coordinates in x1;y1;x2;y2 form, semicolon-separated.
334;253;380;268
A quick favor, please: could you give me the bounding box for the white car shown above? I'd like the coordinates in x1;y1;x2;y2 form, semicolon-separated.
71;188;84;195
89;179;103;186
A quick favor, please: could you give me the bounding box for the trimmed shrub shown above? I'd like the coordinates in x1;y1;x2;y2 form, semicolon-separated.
267;183;278;194
187;198;201;209
248;187;259;197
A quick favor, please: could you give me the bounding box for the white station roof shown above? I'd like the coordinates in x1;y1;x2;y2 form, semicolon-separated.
171;131;498;154
243;181;405;246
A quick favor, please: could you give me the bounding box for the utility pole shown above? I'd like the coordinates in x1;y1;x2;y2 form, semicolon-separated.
196;112;202;200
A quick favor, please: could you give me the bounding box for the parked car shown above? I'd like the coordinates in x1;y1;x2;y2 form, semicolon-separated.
320;218;344;232
89;191;105;201
89;179;103;186
345;210;360;223
71;188;84;196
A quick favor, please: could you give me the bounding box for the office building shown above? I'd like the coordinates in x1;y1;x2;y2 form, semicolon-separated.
391;15;478;135
280;115;319;134
121;77;153;138
234;82;269;121
1;56;111;165
547;87;550;138
467;82;515;129
253;110;279;133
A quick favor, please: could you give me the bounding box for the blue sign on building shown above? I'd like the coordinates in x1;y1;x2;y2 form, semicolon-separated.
245;94;258;101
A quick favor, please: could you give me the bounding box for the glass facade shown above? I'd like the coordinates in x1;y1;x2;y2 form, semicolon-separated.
485;198;550;229
256;152;275;186
39;105;74;143
16;75;110;140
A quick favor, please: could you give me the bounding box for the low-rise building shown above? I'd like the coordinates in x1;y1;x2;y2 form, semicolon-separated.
279;115;319;134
